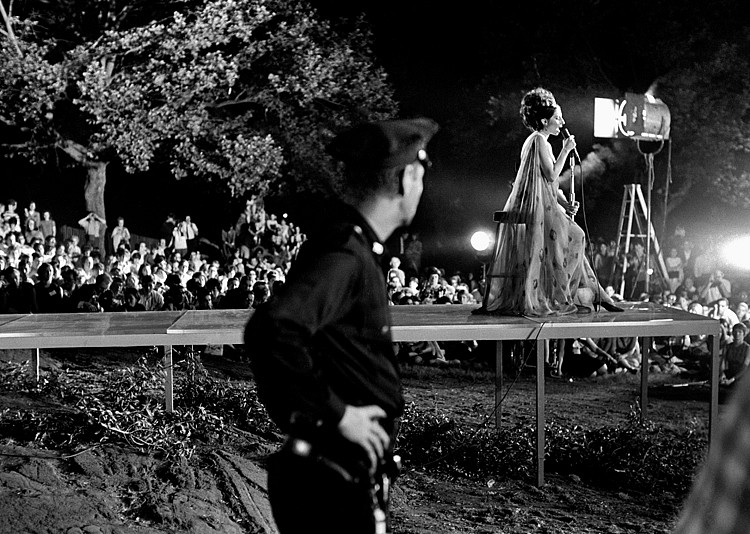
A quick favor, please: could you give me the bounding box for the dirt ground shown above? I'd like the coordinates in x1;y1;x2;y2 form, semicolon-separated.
0;346;720;534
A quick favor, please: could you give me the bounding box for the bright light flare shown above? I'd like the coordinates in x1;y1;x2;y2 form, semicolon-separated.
722;236;750;270
470;231;491;252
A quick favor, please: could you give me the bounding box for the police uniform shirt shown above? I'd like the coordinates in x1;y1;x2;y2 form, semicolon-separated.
244;202;403;435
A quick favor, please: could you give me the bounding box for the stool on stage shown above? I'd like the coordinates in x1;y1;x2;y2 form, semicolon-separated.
482;211;527;309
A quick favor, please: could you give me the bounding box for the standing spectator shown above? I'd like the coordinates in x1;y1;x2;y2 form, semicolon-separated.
664;247;684;294
700;269;732;305
23;201;41;230
78;212;107;255
624;242;647;299
403;231;423;281
170;221;188;258
111;216;131;254
221;223;237;260
244;117;438;534
693;241;718;287
680;239;696;283
39;210;56;241
183;215;199;255
593;240;614;289
2;199;19;224
387;256;406;287
159;213;176;243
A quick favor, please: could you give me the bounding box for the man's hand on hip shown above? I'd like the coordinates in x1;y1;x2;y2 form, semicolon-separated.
338;405;390;474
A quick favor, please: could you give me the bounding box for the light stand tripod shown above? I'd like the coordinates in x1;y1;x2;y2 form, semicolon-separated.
636;139;665;295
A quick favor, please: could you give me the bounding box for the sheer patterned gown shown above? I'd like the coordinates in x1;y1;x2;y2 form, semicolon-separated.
482;131;611;317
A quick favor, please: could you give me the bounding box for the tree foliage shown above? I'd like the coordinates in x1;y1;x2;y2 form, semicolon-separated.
0;0;398;216
657;33;750;209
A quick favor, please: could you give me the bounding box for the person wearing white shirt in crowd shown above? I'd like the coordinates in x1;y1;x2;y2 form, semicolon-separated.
111;217;131;254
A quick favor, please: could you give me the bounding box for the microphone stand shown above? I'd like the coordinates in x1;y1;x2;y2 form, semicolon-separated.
569;152;576;221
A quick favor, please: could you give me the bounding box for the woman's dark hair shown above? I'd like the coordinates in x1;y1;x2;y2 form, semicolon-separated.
520;87;558;131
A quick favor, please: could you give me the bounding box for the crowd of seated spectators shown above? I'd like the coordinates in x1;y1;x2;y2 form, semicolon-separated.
2;195;748;382
0;197;304;316
582;225;750;383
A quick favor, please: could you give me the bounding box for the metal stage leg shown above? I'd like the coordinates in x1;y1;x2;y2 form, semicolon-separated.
640;337;652;423
33;348;40;382
536;339;547;487
709;334;719;447
495;341;503;427
164;345;174;413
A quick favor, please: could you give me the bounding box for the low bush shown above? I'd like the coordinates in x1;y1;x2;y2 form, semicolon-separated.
0;356;707;495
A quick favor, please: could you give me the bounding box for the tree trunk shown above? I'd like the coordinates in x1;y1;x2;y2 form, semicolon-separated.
84;161;108;220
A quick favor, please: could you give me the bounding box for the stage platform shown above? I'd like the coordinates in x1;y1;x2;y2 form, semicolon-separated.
0;302;721;486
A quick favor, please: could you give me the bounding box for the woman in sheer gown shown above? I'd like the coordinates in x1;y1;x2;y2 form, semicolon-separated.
480;87;622;317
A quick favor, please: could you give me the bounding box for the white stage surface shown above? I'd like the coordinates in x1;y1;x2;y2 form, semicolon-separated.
0;302;721;486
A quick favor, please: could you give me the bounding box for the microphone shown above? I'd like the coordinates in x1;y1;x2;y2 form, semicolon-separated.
561;127;581;162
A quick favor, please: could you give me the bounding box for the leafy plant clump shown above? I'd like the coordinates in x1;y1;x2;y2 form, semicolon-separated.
395;403;707;495
0;352;277;458
0;356;706;496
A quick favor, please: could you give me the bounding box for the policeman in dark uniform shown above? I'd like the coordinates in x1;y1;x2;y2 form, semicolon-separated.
244;117;439;534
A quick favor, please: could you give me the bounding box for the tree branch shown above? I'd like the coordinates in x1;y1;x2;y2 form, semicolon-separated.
0;0;22;58
58;139;97;164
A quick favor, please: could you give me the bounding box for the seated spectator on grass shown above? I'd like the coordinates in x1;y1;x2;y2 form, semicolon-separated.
251;280;270;308
34;262;64;313
123;287;146;312
677;277;699;303
419;269;445;302
138;274;164;311
100;276;125;312
70;272;112;312
194;286;214;310
24;218;44;245
162;273;194;310
557;338;619;378
205;278;224;309
0;266;37;314
734;301;750;325
709;297;740;332
221;275;253;309
720;323;750;387
596;337;640;372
